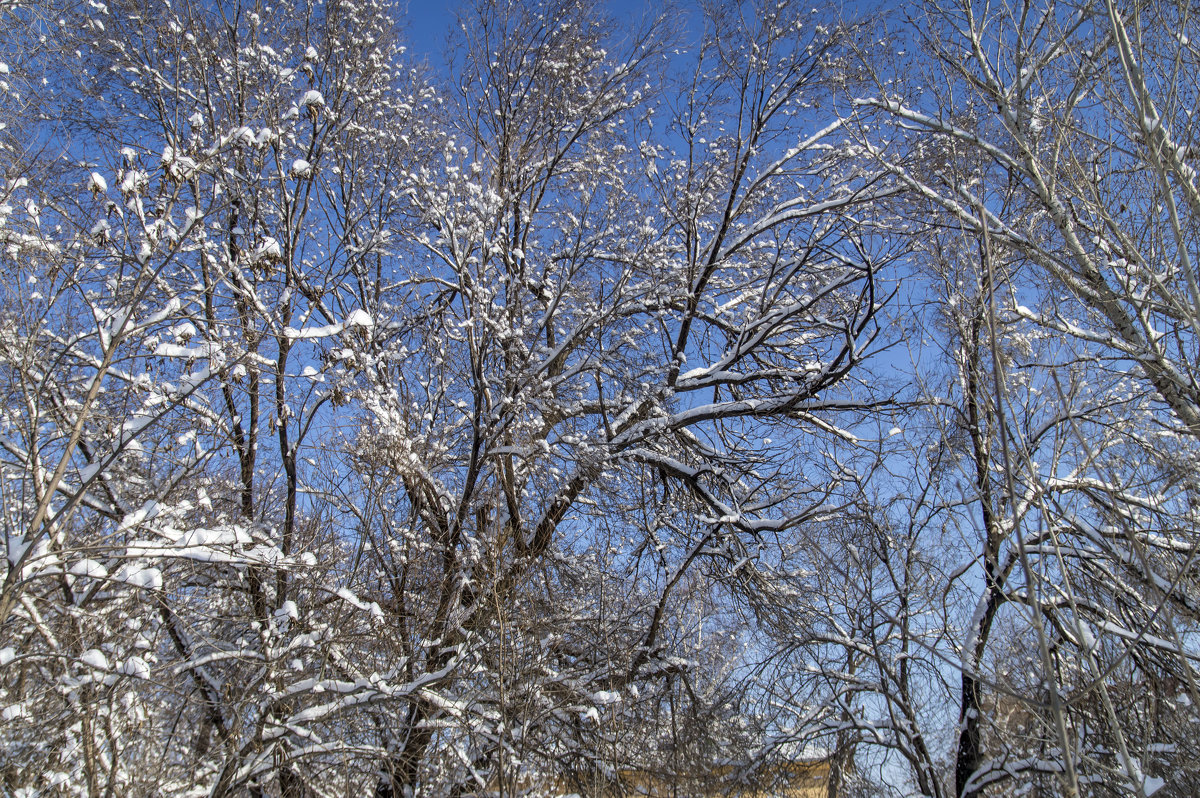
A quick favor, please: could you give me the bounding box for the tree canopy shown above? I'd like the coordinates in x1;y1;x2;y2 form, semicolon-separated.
1;1;1198;796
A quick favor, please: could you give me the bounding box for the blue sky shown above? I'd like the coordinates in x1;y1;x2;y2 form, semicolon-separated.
397;1;454;61
397;0;681;64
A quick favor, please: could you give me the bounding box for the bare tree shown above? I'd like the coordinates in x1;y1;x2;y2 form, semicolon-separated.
337;0;904;792
839;0;1200;795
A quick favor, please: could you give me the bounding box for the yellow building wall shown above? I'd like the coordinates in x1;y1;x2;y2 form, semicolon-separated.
516;760;830;798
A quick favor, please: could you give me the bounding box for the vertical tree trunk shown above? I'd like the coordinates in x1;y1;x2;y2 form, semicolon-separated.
955;252;1005;798
375;703;434;798
955;671;982;798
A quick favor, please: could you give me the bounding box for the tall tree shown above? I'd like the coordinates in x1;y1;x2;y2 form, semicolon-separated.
0;0;905;794
843;0;1200;794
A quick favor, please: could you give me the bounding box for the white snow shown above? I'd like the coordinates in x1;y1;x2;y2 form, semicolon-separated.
117;656;150;679
232;125;257;146
256;236;283;261
285;322;343;339
300;90;325;109
115;565;163;591
69;559;108;579
345;308;373;328
154;341;220;359
592;690;621;705
160;146;198;178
